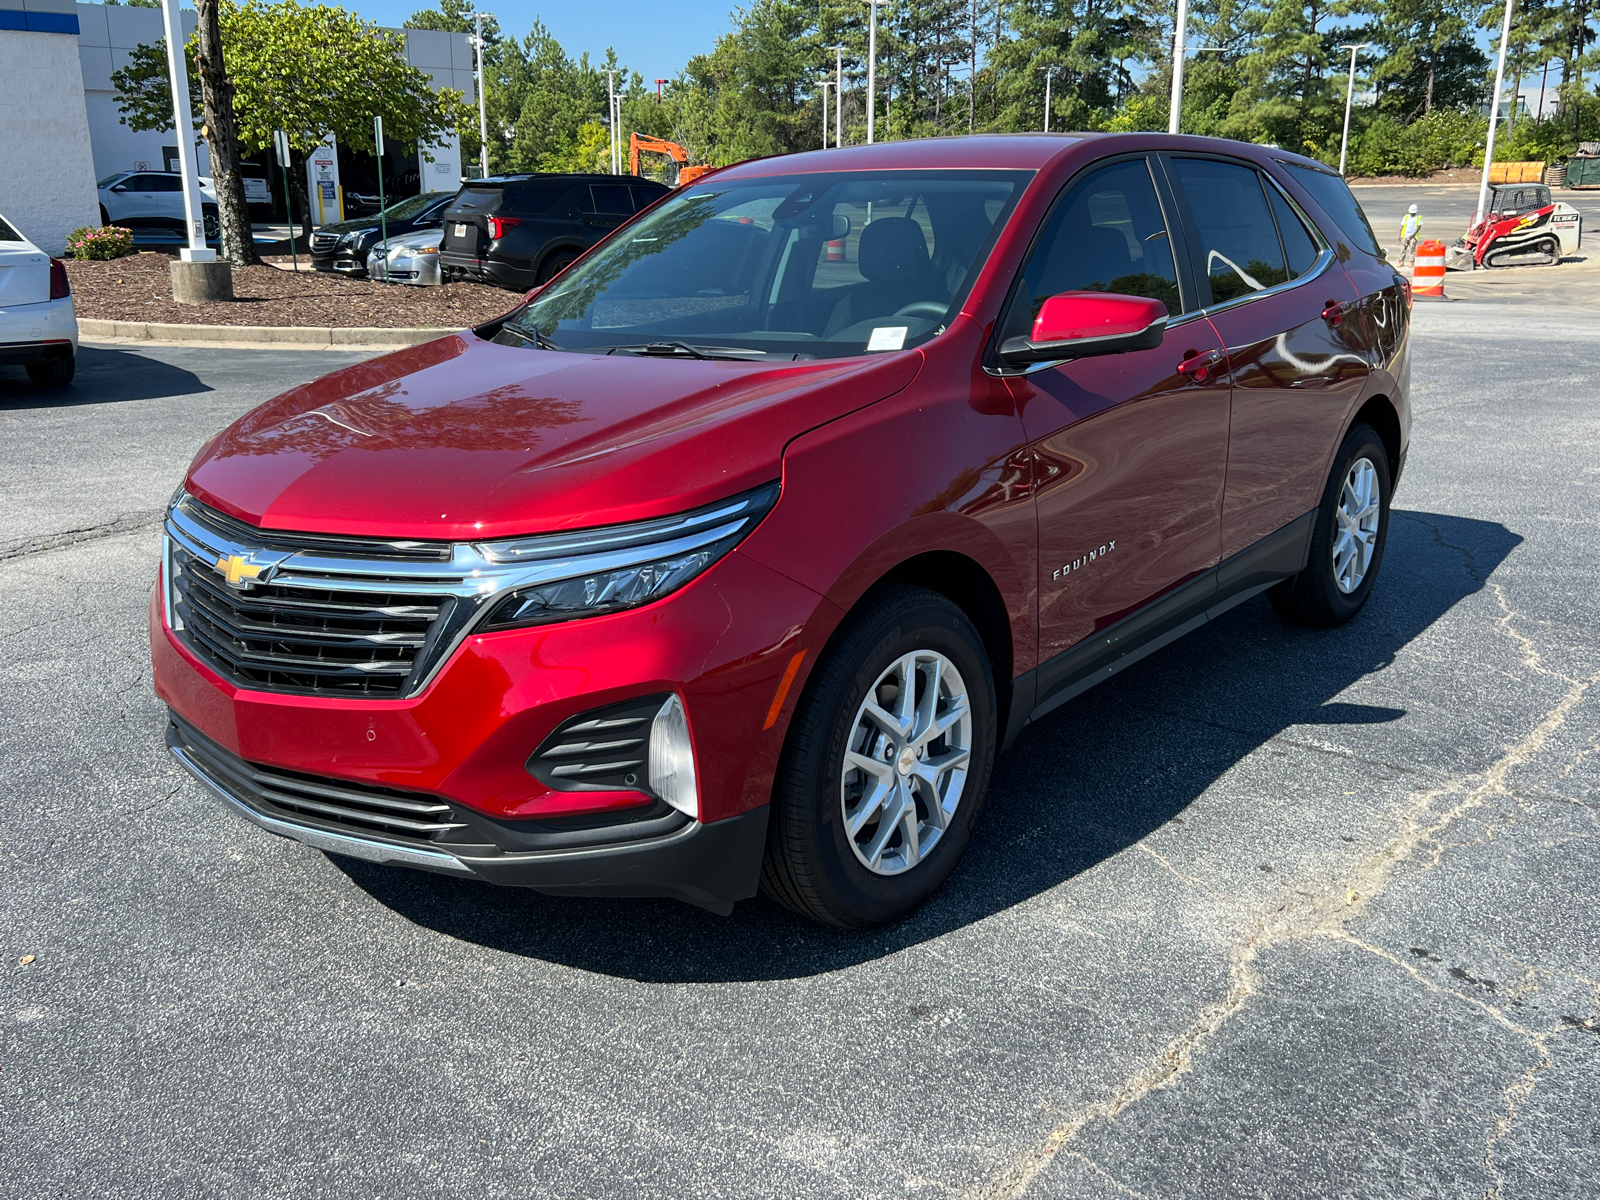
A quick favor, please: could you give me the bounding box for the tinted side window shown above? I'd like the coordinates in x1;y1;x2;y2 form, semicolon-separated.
506;183;569;215
629;186;666;212
587;185;634;215
150;175;183;192
0;215;20;241
1280;162;1382;257
1170;158;1288;304
1017;158;1182;319
1266;183;1319;278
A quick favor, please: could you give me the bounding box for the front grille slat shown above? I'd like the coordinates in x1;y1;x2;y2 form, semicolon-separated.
170;715;468;844
167;505;452;696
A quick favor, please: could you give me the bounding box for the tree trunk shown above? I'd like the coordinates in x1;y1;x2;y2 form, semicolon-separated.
1425;63;1433;115
193;0;259;265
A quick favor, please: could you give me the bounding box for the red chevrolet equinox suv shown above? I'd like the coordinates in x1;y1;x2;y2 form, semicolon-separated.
152;134;1410;927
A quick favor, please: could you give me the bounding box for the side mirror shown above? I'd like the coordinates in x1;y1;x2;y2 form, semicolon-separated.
830;213;851;240
999;291;1169;365
110;184;127;193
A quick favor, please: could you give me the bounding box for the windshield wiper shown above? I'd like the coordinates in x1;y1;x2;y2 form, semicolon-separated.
498;320;562;351
606;341;768;361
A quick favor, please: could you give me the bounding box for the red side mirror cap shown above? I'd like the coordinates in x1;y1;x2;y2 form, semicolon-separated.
1000;291;1168;365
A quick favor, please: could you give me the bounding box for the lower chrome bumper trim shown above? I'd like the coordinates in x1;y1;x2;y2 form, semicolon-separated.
168;741;474;874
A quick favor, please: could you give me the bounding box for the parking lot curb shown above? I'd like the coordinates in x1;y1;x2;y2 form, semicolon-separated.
78;320;462;348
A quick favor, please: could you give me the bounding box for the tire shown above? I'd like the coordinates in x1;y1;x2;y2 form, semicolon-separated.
99;205;111;227
1268;422;1391;627
535;249;579;285
26;356;75;387
203;209;220;241
761;585;998;927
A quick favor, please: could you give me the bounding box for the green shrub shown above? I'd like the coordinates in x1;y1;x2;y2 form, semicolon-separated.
66;225;135;260
1346;109;1486;177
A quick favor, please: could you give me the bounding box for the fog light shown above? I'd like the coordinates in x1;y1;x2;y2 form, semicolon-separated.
648;694;698;820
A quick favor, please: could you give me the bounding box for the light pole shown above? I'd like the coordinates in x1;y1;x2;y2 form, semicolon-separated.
1041;66;1056;132
473;11;491;178
1337;43;1370;175
836;47;844;147
605;69;619;174
1167;0;1188;134
1475;0;1517;230
819;81;831;148
866;0;888;144
159;0;213;261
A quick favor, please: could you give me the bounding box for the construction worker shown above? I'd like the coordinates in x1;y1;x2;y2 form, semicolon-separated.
1399;204;1424;266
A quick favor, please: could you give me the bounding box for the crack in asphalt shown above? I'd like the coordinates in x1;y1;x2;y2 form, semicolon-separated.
968;593;1600;1200
0;510;164;564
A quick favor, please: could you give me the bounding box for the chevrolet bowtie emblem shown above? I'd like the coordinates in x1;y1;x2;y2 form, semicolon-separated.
215;554;265;587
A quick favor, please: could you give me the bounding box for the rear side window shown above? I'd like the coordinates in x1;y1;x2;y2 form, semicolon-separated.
453;187;503;212
1280;162;1382;258
0;215;20;241
505;183;570;215
630;185;667;212
149;175;183;192
1169;158;1288;303
1265;184;1320;278
1015;158;1182;318
587;185;634;215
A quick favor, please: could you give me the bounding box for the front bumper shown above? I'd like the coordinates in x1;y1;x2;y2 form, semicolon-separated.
167;714;770;913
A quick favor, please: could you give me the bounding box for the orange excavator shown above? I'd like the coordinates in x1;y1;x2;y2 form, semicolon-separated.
630;133;713;188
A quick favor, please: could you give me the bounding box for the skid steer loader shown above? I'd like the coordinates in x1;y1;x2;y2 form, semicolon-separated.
1447;182;1583;269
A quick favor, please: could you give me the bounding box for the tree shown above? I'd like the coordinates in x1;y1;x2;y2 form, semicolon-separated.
195;0;258;264
112;1;470;241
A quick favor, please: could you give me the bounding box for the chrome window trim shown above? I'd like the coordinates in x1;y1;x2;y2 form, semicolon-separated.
162;489;773;698
1197;245;1336;321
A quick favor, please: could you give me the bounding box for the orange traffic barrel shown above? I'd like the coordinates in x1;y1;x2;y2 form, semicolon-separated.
1413;240;1447;297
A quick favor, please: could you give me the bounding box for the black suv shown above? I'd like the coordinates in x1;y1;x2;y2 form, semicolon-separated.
309;191;457;276
439;174;670;291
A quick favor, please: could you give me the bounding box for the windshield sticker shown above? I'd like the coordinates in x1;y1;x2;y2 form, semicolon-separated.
867;326;908;351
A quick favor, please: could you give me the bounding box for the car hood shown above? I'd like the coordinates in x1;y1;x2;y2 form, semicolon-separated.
185;332;924;541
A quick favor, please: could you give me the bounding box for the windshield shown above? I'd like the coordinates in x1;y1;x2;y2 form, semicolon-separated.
96;173;127;188
380;191;450;221
496;169;1030;361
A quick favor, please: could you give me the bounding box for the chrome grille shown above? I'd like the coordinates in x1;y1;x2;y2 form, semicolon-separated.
310;231;340;254
169;714;467;843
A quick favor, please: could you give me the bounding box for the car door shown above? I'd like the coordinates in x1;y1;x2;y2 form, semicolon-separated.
146;174;187;229
107;174;159;226
580;183;634;239
1163;156;1369;562
999;156;1232;664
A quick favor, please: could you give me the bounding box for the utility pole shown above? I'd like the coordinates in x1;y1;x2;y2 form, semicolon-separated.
1475;0;1517;230
1043;66;1057;131
866;0;887;144
1168;0;1188;134
473;11;490;177
819;81;831;148
606;70;619;174
836;47;844;147
655;79;668;103
1338;43;1370;175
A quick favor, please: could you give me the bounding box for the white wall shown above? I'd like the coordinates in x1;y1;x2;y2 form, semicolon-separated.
0;15;100;254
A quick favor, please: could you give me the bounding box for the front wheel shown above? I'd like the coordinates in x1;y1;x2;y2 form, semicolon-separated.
761;585;997;927
1268;422;1391;627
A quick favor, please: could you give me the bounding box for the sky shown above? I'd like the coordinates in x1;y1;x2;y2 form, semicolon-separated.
357;0;739;79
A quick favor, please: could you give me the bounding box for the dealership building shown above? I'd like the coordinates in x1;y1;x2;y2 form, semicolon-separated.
0;0;471;252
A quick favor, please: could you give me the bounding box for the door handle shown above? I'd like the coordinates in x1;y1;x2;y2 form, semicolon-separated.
1322;300;1348;325
1177;348;1225;383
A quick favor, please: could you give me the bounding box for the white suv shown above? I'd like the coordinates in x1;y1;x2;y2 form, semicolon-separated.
0;211;78;387
98;171;220;240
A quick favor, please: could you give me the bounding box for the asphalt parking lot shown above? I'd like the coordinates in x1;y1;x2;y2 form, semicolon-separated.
3;292;1598;1197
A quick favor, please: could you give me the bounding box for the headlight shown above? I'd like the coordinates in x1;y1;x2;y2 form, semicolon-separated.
479;481;779;630
343;227;378;247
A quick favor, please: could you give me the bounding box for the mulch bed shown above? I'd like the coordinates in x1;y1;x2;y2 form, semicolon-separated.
64;250;522;328
1346;167;1488;187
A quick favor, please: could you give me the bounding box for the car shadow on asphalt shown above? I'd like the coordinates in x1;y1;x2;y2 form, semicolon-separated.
0;345;211;410
335;509;1522;982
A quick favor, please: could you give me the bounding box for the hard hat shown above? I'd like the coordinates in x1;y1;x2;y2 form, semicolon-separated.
1408;204;1418;213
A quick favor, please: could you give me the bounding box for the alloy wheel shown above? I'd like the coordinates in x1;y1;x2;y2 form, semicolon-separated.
1332;456;1380;594
840;650;972;876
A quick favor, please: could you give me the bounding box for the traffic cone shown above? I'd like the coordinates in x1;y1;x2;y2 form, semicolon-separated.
1413;240;1447;299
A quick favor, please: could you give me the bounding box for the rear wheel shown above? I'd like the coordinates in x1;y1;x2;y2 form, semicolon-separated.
535;249;579;285
761;585;997;927
27;356;75;387
203;209;220;242
1268;422;1390;627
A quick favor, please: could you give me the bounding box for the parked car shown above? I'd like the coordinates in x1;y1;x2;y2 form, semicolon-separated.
367;228;444;285
152;134;1410;927
0;211;77;386
439;173;670;290
238;163;272;213
309;191;455;277
97;171;219;241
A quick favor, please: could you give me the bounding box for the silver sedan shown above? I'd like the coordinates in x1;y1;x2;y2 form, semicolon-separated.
366;228;444;286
